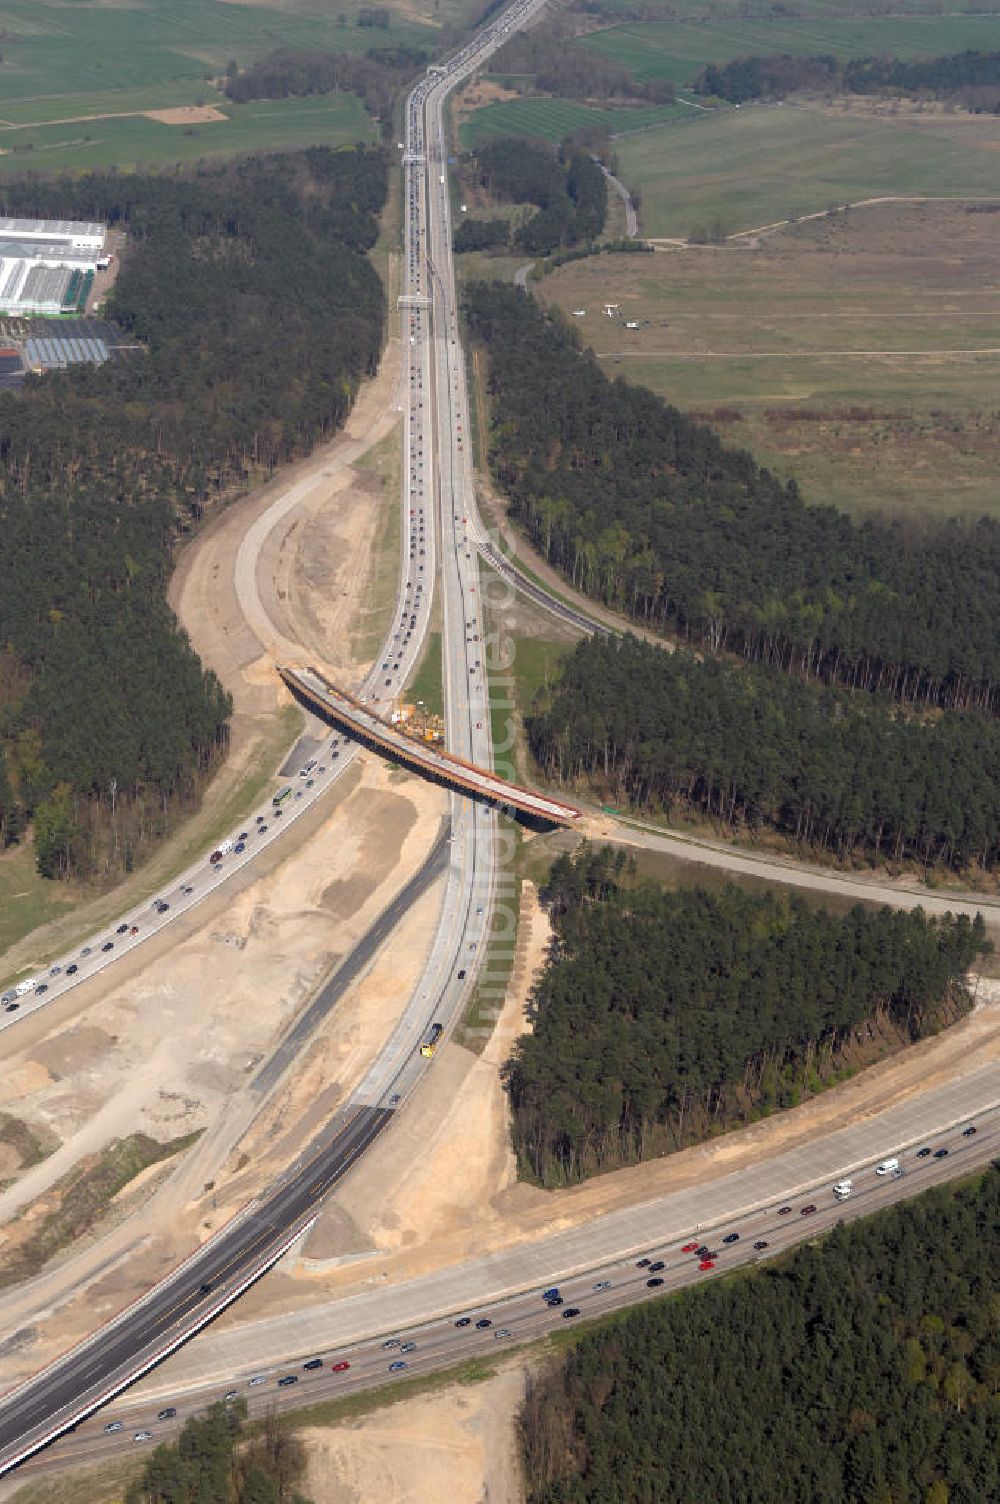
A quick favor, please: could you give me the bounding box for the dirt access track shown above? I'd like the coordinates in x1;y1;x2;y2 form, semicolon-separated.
0;320;458;1389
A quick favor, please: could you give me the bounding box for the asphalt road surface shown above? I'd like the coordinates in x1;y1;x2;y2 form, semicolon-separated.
0;0;548;1476
16;1102;999;1481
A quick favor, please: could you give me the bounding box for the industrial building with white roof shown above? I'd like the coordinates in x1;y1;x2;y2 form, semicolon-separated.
0;217;107;316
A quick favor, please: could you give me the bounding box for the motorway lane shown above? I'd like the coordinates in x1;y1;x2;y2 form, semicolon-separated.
0;0;551;1477
21;1108;999;1480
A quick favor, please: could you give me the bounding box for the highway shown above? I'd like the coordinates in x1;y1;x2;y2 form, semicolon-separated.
14;1094;999;1479
277;663;581;826
2;0;999;1480
0;0;548;1476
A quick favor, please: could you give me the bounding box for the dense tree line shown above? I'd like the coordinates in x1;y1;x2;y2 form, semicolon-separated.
529;634;1000;872
454;215;511;252
490;18;675;104
224;46;429;136
126;1399;311;1504
464;282;1000;713
696;48;1000;106
504;844;986;1183
462;139;606;253
0;148;387;879
522;1167;1000;1502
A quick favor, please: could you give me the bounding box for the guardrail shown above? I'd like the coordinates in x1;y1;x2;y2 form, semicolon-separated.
276;664;581;828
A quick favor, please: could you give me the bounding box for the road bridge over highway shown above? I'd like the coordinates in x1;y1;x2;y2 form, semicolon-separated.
277;664;581;828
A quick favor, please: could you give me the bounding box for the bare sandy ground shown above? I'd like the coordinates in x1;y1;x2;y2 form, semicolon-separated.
144;107;227;125
0;763;447;1387
199;926;1000;1337
299;1363;526;1504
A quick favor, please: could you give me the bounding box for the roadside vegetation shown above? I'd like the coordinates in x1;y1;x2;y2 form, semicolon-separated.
456;137;607;255
521;1165;1000;1502
504;844;987;1184
0;147;386;885
126;1399;311;1504
0;1132;200;1290
529;634;1000;874
465;284;1000;718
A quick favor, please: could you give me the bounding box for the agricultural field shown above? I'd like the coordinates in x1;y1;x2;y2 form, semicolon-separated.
0;0;446;171
576;14;1000;90
537;199;1000;520
458;95;688;147
0;94;376;177
617;105;1000;239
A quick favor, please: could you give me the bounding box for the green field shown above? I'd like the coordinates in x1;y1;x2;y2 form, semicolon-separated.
0;0;437;109
459;95;688;146
578;14;1000;89
0;94;376;176
539;198;1000;520
618;106;1000;238
0;0;446;171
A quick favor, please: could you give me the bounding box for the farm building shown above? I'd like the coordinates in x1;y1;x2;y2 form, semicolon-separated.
0;218;106;316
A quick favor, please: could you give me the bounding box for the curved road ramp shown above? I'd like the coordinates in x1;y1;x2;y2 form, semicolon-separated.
277;664;582;829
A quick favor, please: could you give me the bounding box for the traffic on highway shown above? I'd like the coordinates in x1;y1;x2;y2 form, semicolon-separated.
13;1109;994;1481
2;0;997;1482
0;0;549;1476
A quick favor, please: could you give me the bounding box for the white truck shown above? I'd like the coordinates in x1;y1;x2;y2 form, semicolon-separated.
14;977;37;997
833;1179;853;1201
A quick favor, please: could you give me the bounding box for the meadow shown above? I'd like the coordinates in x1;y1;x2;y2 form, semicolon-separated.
458;95;688;146
537;199;1000;520
0;95;376;177
577;13;1000;90
0;0;441;172
617;104;1000;238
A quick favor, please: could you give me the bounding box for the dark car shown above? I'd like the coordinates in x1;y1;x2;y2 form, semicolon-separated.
156;902;169;913
277;1376;298;1388
648;1261;666;1273
66;964;78;975
199;1282;212;1295
101;941;114;952
916;1147;932;1158
454;1317;472;1328
753;1241;769;1251
389;1361;407;1373
934;1148;949;1159
303;1359;324;1371
778;1206;792;1215
695;1246;712;1259
157;1407;177;1421
35;983;48;995
475;1318;492;1330
800;1204;818;1216
116;923;129;934
722;1233;740;1245
646;1277;665;1288
962;1125;978;1137
457;969;467;980
562;1307;581;1318
542;1288;560;1301
636;1257;652;1269
545;1296;563;1307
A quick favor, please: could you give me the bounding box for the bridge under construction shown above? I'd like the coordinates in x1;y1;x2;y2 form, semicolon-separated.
277;663;582;828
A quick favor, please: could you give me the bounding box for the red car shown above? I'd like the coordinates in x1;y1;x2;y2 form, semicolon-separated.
698;1260;716;1271
681;1242;700;1253
331;1361;351;1373
800;1205;817;1216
